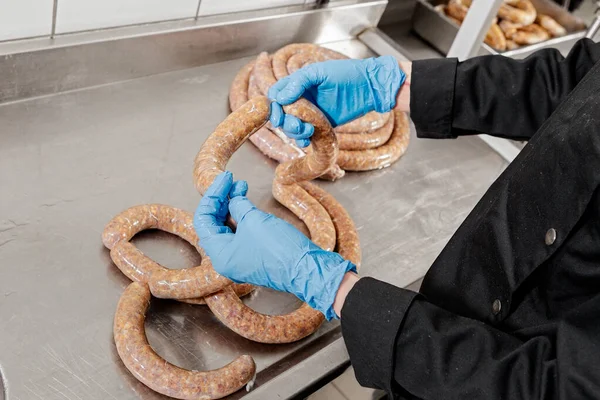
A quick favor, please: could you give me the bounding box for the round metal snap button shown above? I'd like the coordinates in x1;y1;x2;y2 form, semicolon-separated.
545;228;557;246
492;299;502;315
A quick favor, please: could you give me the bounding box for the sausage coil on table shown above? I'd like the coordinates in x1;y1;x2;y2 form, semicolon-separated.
114;282;256;400
229;43;411;177
102;204;254;302
105;42;411;397
102;205;260;398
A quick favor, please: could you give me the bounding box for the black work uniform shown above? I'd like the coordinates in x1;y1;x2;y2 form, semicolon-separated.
341;38;600;400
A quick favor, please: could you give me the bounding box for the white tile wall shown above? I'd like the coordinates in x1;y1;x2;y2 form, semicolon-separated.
0;0;53;41
55;0;198;34
199;0;305;16
0;0;326;42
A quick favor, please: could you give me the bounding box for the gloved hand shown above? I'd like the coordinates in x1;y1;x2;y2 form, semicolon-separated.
193;171;356;320
268;55;406;147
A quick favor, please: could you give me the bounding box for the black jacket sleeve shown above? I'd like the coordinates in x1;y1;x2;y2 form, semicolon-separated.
410;38;600;140
341;278;556;400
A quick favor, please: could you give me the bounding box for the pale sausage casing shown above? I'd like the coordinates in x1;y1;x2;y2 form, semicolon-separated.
114;282;256;400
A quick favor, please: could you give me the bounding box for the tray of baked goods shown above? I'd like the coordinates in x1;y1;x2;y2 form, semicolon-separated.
413;0;588;58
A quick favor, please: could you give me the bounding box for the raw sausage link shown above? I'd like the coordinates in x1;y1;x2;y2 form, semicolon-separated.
286;52;322;73
114;282;256;399
229;58;345;183
230;46;410;178
229;59;303;164
103;204;253;301
228;60;254;112
337;111;395;151
272;43;332;80
253;52;340;184
194;96;273;193
103;204;196;249
285;47;347;74
299;181;361;267
180;284;255;305
193;95;336;248
284;50;393;137
193;94;344;342
337;110;410;171
334;112;390;134
204;288;325;343
246;46;408;173
272;179;335;250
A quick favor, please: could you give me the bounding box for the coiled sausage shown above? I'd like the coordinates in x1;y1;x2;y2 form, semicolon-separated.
114;282;256;399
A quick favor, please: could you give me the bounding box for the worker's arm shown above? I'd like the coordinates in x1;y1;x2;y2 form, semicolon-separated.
339;277;557;400
194;175;559;399
269;38;600;142
414;38;600;140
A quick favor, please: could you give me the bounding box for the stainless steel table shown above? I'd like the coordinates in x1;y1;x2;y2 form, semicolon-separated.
0;39;507;399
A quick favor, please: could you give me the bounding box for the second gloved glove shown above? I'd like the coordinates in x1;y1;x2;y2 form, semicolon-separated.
268;55;406;147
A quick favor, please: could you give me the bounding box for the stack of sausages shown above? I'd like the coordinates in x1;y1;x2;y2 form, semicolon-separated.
103;45;411;399
230;43;410;180
437;0;568;51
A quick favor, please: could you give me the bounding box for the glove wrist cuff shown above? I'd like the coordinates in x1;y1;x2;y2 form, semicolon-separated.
295;250;357;321
365;55;406;114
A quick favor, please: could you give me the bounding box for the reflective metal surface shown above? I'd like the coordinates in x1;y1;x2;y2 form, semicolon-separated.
0;38;506;399
378;22;443;60
359;27;411;61
0;0;386;104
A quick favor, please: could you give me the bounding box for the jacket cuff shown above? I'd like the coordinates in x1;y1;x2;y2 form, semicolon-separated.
341;277;418;396
410;58;458;139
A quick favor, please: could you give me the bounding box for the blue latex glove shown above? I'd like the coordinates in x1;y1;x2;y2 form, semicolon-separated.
193;171;356;320
268;55;405;147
